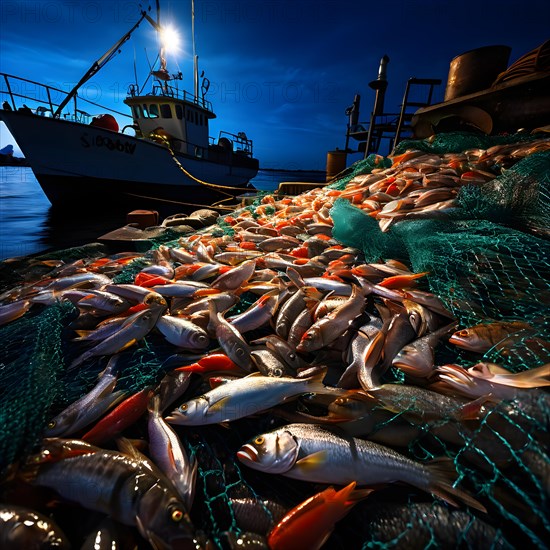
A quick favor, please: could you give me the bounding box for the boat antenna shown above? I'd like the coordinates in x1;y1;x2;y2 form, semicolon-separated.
192;0;199;100
53;9;149;118
133;44;139;90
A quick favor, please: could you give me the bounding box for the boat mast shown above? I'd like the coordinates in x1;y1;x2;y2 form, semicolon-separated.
192;0;199;100
53;10;148;118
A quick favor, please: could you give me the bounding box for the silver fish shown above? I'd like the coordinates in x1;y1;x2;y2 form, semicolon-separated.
151;281;209;298
166;370;329;425
68;305;165;370
275;288;306;339
208;302;252;371
250;348;294;378
27;443;195;549
148;395;197;510
338;317;384;389
297;284;367;353
393;322;457;377
228;290;278;333
237;423;484;511
45;358;127;437
156;315;210;350
0;299;31;326
211;259;256;291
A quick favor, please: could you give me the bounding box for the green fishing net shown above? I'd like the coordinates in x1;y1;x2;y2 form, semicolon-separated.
0;131;548;548
327;154;393;191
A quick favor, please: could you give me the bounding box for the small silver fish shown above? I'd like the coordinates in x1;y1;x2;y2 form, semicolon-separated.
45;358;127;437
156;315;210;350
148;395;197;510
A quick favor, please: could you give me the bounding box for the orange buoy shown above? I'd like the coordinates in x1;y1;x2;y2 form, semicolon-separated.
90;114;119;132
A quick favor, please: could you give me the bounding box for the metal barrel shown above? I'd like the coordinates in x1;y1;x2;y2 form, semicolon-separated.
444;45;511;101
326;150;347;182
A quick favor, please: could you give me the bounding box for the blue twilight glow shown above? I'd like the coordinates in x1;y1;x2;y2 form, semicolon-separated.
0;0;549;168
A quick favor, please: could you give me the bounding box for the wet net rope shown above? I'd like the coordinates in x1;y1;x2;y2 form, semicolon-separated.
0;131;549;547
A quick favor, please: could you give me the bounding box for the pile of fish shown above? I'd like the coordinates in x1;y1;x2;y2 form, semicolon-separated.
1;137;549;549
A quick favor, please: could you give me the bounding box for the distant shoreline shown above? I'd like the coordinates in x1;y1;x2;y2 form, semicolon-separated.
260;167;325;174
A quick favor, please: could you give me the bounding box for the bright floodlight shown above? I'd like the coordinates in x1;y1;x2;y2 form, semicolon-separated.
160;25;180;53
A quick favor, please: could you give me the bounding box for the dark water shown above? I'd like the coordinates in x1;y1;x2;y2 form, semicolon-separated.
0;167;325;260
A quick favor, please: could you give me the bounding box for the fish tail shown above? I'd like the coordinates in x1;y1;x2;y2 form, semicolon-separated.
427;457;486;513
505;363;550;388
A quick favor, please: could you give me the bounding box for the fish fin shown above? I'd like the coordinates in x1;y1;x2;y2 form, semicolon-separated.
101;390;128;411
116;338;138;353
456;394;492;421
207;395;232;414
74;330;92;339
116;436;148;458
301;286;324;302
209;376;236;389
294;451;328;472
148;393;161;415
335;481;374;505
286;267;304;288
427;457;486;513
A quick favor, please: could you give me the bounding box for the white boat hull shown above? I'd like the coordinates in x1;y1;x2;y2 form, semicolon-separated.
0;111;258;209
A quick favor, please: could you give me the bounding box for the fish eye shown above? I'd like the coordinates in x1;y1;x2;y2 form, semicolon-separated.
288;353;296;360
236;348;244;357
47;420;56;429
273;368;283;377
179;404;188;412
170;508;184;522
254;436;264;445
458;330;469;336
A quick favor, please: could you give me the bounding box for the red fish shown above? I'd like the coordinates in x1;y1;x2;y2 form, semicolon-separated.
175;353;240;374
81;388;151;445
267;482;372;550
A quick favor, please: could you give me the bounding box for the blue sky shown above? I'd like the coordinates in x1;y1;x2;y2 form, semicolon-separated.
1;0;549;169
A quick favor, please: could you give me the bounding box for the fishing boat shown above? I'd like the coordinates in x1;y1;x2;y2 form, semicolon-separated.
0;1;259;210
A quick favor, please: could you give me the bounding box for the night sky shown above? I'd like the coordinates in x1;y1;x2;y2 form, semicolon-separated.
1;0;549;169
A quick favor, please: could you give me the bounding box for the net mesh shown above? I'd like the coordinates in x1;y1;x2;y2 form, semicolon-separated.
0;131;549;548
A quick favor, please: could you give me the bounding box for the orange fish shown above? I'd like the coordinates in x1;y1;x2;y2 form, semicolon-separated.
267;482;372;550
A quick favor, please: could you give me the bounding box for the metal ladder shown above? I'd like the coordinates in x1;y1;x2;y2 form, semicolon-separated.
394;77;442;146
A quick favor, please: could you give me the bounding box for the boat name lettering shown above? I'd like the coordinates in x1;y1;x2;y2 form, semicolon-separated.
81;133;136;154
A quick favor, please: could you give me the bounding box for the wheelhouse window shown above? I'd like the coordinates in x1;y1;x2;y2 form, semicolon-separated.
175;105;183;120
160;104;172;118
148;104;159;118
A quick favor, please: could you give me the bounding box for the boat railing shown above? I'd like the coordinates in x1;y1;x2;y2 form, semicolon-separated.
216;131;254;157
127;82;214;113
0;72;131;123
